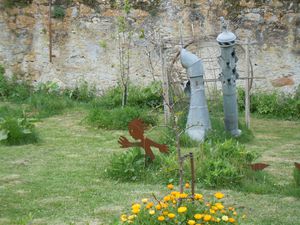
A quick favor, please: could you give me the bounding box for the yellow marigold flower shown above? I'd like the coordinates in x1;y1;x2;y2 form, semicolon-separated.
132;203;141;210
187;220;196;225
171;191;179;196
211;206;218;211
228;207;234;211
194;193;203;200
210;209;216;214
132;208;140;214
167;184;174;190
155;204;162;210
164;195;171;202
178;206;187;213
120;214;127;222
149;209;155;215
142;198;148;203
203;214;212;222
168;213;176;219
229;218;235;223
194;214;203;220
222;215;229;222
146;202;154;209
214;192;224;199
172;200;177;204
158;216;165;221
163;211;169;216
128;215;136;220
161;202;168;208
215;203;224;210
233;211;237;216
216;218;221;223
185;182;190;188
205;202;211;207
242;214;247;219
179;193;188;198
221;209;226;214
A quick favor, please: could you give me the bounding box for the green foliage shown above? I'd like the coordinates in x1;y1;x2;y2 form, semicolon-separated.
2;0;32;8
237;89;300;120
64;81;96;102
86;106;157;130
28;92;73;118
293;168;300;187
52;5;65;19
91;82;162;109
196;139;258;187
106;148;145;182
0;116;38;145
0;69;32;102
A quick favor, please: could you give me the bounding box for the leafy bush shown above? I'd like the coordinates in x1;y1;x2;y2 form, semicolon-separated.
116;186;244;225
196;140;257;187
64;81;96;102
91;82;162;109
3;0;32;8
86;106;157;130
0;105;24;118
0;66;32;102
237;89;300;120
0;116;38;145
28;92;73;118
294;168;300;187
52;5;65;19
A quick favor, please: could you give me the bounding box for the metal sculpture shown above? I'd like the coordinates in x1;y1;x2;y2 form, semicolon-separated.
217;17;241;137
118;119;168;161
295;162;300;170
250;163;270;171
180;48;211;142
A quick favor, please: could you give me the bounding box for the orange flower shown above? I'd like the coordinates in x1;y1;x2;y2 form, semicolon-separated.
214;192;224;199
185;182;190;188
229;218;235;223
158;216;165;221
204;214;212;222
167;184;174;190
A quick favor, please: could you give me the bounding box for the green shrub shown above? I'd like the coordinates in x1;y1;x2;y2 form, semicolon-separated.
3;0;32;8
86;106;157;130
91;82;162;109
28;93;73;118
0;116;38;145
238;89;300;120
64;81;96;102
196;139;258;187
52;5;65;19
0;105;24;118
294;168;300;187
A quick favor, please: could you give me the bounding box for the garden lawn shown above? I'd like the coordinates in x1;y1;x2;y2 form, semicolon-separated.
0;107;300;225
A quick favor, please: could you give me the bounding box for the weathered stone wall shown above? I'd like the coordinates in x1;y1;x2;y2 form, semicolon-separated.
0;0;299;93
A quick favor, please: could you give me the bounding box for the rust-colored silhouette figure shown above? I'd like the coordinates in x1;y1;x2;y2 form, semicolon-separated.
118;119;168;161
250;163;270;171
295;162;300;170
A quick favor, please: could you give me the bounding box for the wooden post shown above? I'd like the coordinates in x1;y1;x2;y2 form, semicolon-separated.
159;33;170;124
245;38;250;128
48;0;52;63
189;152;195;199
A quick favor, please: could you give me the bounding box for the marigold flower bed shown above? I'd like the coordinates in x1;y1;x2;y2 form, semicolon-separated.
118;184;245;224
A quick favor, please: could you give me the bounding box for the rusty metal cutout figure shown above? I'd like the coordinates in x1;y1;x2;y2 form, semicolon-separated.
250;163;270;171
118;119;168;161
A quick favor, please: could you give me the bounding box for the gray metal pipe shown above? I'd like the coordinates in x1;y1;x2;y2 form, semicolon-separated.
180;49;211;142
217;18;241;137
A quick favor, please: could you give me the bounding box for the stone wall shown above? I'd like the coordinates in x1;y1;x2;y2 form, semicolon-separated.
0;0;299;93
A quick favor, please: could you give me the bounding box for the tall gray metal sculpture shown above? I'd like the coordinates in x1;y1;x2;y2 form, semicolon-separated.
181;49;211;142
217;18;241;137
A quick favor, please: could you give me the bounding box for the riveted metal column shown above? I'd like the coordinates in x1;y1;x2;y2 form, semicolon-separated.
217;18;241;137
181;49;211;142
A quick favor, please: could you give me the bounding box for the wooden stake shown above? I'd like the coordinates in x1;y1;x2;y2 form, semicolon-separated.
159;33;170;124
189;152;195;199
48;0;52;63
245;38;250;128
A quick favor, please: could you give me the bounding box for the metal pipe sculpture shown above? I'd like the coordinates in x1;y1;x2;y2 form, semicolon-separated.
217;17;241;137
180;48;211;142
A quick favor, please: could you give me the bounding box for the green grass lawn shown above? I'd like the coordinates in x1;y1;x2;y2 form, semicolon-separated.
1;107;300;225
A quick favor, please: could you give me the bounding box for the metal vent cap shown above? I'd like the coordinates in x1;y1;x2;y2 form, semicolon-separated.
217;31;236;46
